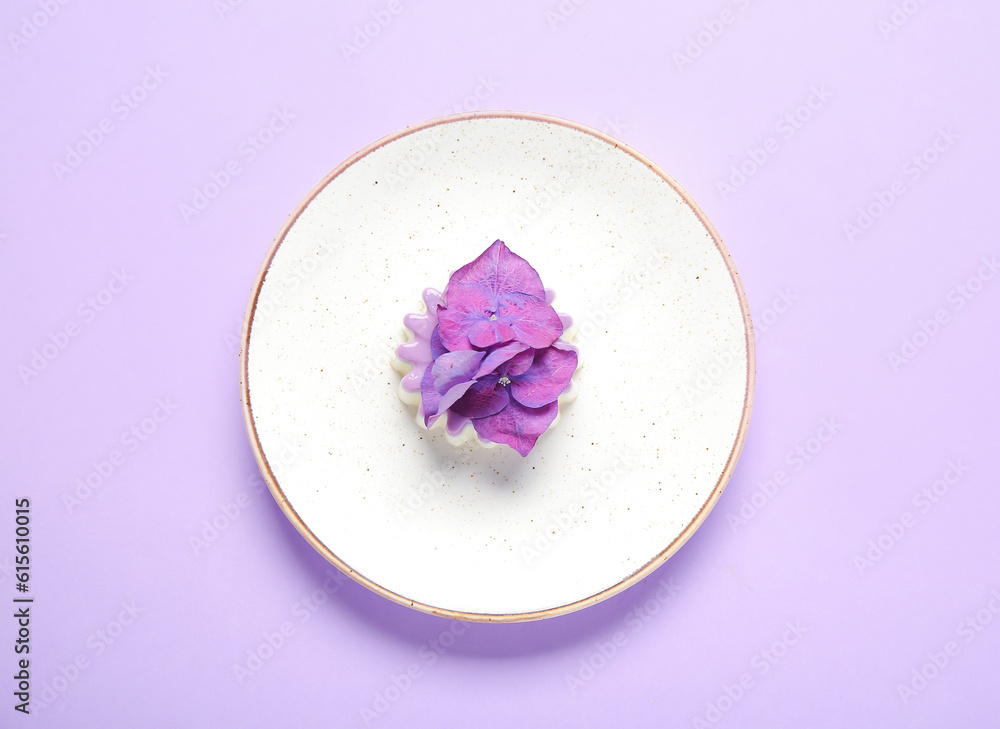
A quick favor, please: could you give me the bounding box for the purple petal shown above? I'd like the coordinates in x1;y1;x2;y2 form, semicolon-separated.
421;363;477;427
509;346;578;408
472;399;559;457
450;375;508;419
497;294;564;348
438;379;476;415
431;350;485;394
503;348;535;377
420;365;442;426
468;317;515;349
445;240;546;302
429;322;447;359
437;285;495;351
444;411;472;437
475;342;530;378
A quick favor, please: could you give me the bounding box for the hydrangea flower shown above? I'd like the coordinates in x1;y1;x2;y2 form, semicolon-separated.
412;240;578;456
437;240;564;351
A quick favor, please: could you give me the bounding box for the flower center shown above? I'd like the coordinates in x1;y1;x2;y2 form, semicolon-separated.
498;375;511;386
489;313;497;321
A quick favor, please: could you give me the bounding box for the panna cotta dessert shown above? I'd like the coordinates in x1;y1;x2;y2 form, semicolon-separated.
391;240;580;456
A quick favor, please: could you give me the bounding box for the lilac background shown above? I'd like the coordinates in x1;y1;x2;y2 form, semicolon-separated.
2;0;999;726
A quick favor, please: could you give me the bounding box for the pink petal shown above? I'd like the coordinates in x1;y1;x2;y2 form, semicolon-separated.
450;375;509;419
431;350;485;394
445;240;546;301
504;348;535;377
509;346;578;408
437;285;494;351
420;364;442;426
472;399;559;457
475;342;530;379
468;317;516;349
429;322;447;359
421;361;477;426
498;294;563;348
438;379;476;415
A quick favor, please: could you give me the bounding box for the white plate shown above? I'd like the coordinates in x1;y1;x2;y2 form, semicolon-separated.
240;111;754;622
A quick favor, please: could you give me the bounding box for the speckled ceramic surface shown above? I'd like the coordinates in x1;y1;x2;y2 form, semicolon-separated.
240;111;755;622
